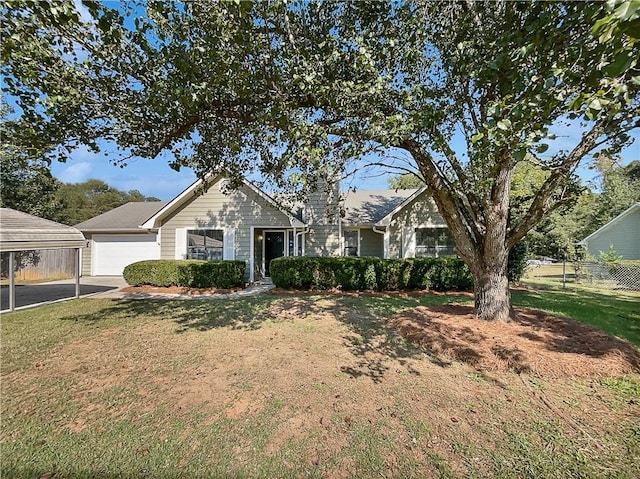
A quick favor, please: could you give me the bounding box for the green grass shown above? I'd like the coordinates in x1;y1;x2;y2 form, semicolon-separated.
516;277;640;346
1;290;639;478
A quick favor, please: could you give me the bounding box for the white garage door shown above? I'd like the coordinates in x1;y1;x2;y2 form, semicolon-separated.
92;234;159;276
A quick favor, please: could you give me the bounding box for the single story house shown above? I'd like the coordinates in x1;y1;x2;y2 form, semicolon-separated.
77;175;453;279
577;202;640;260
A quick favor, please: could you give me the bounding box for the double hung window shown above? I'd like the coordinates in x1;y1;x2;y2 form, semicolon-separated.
415;228;455;258
186;229;224;261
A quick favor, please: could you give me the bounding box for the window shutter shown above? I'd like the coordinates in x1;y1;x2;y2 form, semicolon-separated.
223;228;235;260
402;227;416;258
175;228;187;259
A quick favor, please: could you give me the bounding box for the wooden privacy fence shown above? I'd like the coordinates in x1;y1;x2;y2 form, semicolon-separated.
0;249;76;282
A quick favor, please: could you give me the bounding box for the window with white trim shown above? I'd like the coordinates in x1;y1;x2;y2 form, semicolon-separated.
415;228;455;258
186;229;224;261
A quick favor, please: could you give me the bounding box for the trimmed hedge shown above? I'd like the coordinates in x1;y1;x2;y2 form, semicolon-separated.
269;256;473;291
123;260;246;288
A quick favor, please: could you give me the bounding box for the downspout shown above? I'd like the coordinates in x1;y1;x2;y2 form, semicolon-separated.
290;222;309;256
372;225;389;259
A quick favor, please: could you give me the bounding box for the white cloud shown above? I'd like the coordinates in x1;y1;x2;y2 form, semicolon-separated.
57;162;93;183
107;172;196;201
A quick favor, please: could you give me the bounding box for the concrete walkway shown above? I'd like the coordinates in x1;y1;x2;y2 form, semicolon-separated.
1;277;275;313
96;279;275;300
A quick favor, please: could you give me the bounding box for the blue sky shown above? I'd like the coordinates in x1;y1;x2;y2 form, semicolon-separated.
19;1;640;200
49;126;640;201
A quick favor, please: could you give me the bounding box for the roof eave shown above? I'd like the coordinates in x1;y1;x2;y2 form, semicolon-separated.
81;228;156;234
579;202;640;244
140;174;307;229
1;239;88;252
374;186;429;227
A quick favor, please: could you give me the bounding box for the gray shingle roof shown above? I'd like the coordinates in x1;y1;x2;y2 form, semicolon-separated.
75;201;167;231
0;208;87;251
342;189;417;226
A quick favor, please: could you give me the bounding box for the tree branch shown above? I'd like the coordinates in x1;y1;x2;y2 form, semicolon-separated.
506;117;610;247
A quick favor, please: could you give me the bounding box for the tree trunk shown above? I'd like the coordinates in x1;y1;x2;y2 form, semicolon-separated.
472;264;511;322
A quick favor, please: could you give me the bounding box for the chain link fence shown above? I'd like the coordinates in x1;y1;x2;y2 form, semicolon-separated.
524;260;640;292
574;261;640;291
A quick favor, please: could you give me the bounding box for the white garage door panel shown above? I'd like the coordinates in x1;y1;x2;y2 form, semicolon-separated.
93;235;159;276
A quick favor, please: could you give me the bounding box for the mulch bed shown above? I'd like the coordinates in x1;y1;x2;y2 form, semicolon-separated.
120;285;246;295
388;305;640;378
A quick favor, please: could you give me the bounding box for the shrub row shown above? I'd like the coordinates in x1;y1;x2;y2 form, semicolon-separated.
269;256;473;291
123;260;246;288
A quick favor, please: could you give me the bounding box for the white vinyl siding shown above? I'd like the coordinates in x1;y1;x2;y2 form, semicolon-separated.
584;207;640;260
402;227;416;258
160;179;292;278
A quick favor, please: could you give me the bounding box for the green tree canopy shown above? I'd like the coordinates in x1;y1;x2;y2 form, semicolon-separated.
0;146;61;219
54;179;160;225
2;0;638;320
387;173;424;190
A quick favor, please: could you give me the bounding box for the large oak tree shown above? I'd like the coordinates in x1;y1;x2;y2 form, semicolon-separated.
2;0;638;320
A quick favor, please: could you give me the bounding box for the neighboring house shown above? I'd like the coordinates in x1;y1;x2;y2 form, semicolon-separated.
577;202;640;260
75;201;167;275
77;176;451;280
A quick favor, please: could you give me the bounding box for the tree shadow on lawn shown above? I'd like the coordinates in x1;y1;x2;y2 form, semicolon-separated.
63;296;279;332
62;292;472;382
62;287;639;379
328;293;472;382
390;303;640;378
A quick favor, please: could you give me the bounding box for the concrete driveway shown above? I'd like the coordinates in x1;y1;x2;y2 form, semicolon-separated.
1;276;127;313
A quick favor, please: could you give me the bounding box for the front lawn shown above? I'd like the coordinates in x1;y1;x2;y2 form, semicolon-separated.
1;291;638;478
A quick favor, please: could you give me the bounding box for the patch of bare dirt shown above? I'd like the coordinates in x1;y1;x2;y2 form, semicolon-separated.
121;284;245;295
5;297;639;477
388;304;640;378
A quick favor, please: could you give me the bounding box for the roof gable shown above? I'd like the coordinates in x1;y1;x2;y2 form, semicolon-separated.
140;175;305;229
578;202;640;244
372;186;430;226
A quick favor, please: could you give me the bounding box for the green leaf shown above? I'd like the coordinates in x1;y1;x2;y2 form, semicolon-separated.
602;52;634;77
513;149;526;162
497;119;511;131
613;0;640;21
471;132;484;143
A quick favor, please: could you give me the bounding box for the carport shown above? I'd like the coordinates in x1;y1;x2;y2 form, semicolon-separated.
0;208;87;312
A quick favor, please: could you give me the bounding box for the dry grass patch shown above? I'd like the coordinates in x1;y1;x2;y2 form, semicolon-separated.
2;294;639;478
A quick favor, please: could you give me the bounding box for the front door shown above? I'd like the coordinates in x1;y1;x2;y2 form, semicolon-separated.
264;231;285;276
